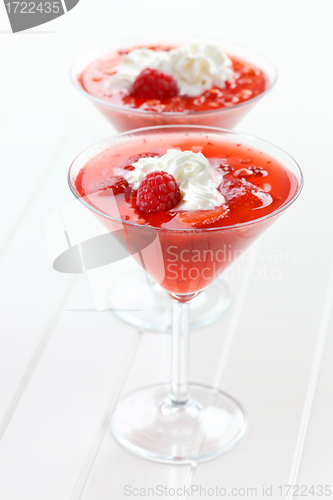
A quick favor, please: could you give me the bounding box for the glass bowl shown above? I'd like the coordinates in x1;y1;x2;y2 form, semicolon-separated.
70;35;277;132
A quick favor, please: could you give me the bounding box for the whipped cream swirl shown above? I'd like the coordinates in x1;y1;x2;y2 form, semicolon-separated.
109;43;234;97
123;149;225;211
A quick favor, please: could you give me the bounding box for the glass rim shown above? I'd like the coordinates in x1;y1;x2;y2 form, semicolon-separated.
70;36;278;117
68;124;303;233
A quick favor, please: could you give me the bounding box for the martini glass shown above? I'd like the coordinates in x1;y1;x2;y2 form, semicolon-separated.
68;125;302;463
70;36;277;332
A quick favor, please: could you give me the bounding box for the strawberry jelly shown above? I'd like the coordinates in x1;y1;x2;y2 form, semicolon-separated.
73;134;299;295
79;47;267;113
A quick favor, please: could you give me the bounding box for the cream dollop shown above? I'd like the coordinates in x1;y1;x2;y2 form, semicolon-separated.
109;43;234;97
123;149;225;211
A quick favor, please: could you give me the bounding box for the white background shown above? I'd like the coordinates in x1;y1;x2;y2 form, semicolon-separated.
0;1;332;499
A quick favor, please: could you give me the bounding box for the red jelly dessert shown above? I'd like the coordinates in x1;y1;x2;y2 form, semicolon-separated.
72;41;277;131
80;44;267;113
69;127;301;295
75;141;296;230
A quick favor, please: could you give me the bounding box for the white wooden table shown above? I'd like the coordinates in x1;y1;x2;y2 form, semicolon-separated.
0;1;332;498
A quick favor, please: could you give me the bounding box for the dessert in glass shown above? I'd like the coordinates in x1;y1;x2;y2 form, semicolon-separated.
68;125;303;463
71;37;277;331
71;36;277;132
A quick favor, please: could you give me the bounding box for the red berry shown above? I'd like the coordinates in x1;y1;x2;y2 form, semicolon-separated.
132;68;178;100
136;171;181;213
85;176;128;196
219;179;266;209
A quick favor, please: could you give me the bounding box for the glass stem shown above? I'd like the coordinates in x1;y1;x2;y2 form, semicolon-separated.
169;297;192;406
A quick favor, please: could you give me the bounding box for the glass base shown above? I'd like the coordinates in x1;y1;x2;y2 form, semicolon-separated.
109;272;231;332
111;383;248;464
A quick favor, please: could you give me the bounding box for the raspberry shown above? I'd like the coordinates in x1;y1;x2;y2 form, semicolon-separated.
132;68;178;100
136;171;181;213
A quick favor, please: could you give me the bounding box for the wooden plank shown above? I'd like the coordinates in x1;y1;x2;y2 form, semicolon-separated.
0;276;138;500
